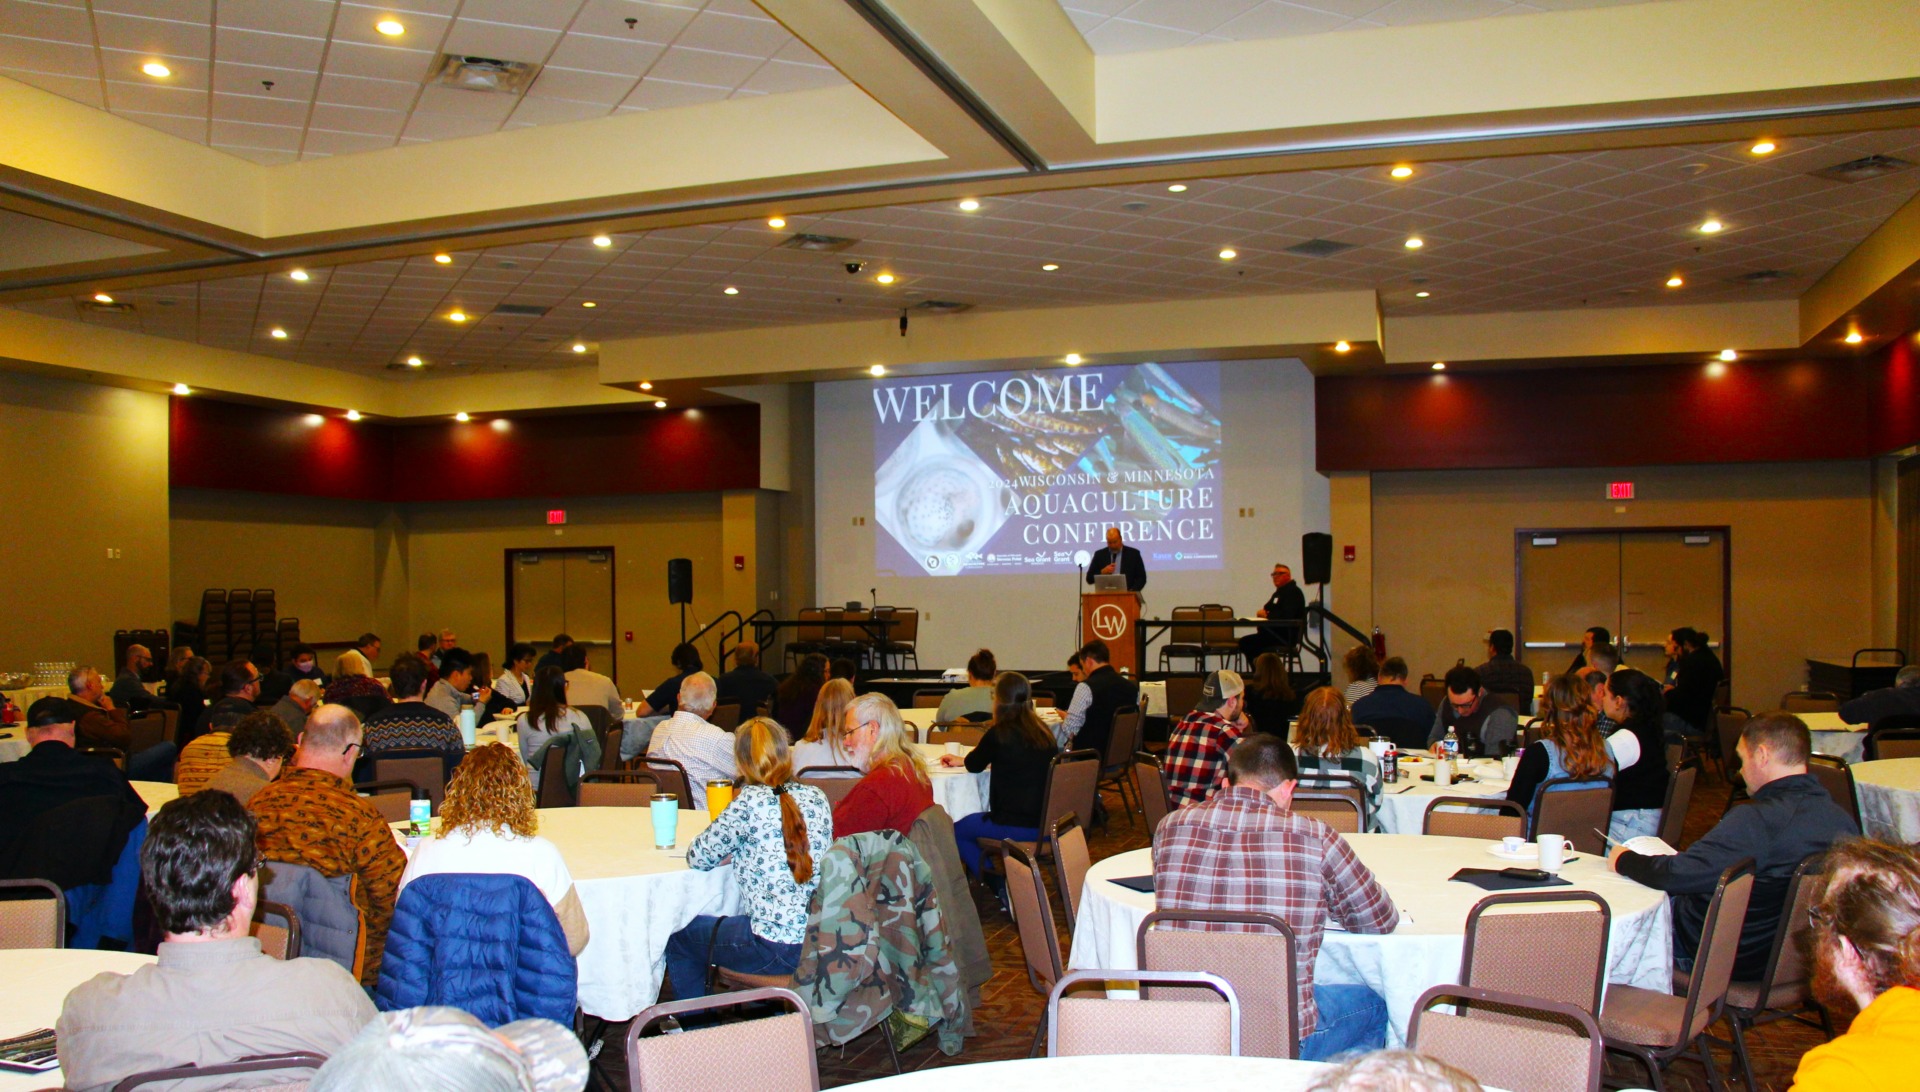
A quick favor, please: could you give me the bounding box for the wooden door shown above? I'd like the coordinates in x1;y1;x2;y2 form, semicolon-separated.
562;552;615;671
1620;530;1727;679
511;553;567;646
1517;533;1620;680
507;548;618;678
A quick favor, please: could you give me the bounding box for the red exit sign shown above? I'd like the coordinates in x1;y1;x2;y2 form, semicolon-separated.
1607;482;1635;500
546;509;567;525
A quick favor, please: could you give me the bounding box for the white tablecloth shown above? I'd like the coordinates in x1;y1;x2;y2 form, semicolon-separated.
1801;711;1866;763
2;684;72;710
1372;756;1515;834
132;781;178;816
915;743;989;821
1068;834;1672;1047
901;708;1061;745
844;1054;1335;1091
0;728;27;764
1853;758;1920;843
0;948;158;1091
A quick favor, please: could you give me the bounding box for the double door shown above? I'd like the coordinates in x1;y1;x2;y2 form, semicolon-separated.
1516;528;1728;682
506;548;616;677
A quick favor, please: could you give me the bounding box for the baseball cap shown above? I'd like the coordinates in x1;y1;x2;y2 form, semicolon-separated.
1197;669;1244;711
312;1007;588;1092
26;696;75;729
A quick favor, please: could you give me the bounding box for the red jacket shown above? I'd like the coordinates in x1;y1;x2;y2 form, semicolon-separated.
832;761;934;837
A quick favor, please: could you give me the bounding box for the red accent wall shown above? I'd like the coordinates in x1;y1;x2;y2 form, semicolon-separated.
170;399;760;501
1316;348;1920;472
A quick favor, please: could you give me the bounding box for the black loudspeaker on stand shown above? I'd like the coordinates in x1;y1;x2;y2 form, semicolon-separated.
1301;532;1333;586
668;558;693;643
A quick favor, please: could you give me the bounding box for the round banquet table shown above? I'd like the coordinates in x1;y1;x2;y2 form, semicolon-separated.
843;1054;1336;1091
1852;757;1920;843
1067;834;1673;1047
399;806;737;1021
1371;755;1514;834
1799;712;1866;764
900;708;1061;746
0;948;157;1091
0;727;27;764
914;743;989;821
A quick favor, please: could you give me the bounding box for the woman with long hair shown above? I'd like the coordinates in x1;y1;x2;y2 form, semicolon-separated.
1243;651;1301;734
833;692;933;836
515;665;600;789
774;653;829;734
1506;672;1613;812
1291;687;1381;801
164;655;214;745
1598;667;1671;842
943;672;1061;880
399;742;590;955
1343;644;1380;704
790;677;856;771
664;717;832;999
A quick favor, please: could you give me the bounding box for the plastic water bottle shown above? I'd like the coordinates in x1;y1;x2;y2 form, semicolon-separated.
1442;724;1460;761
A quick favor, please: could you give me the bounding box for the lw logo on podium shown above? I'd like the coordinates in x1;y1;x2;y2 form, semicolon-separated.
1090;603;1128;642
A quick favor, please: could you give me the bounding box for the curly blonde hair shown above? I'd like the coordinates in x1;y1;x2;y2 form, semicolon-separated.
437;742;537;840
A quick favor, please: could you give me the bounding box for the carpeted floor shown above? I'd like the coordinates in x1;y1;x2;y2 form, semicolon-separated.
585;771;1835;1091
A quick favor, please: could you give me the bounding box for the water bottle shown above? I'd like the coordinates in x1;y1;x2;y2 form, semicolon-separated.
1442;724;1460;762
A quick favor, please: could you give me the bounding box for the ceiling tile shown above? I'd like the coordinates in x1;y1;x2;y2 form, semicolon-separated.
621;76;730;110
308;100;408;136
316;72;420;110
215;0;336;37
323;40;437;82
0;1;94;42
544;32;664;76
399;110;499;141
441;19;563;62
737;59;841;96
93;12;211;60
110;108;206;142
0;67;103;106
212;89;310;126
643;45;762;88
526;65;634;105
104;77;208;114
412;82;520;119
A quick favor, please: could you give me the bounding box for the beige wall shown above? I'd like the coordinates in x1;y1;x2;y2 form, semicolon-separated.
0;371;169;669
1353;461;1876;711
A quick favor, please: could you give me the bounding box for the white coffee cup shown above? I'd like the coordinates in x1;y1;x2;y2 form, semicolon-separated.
1501;835;1524;854
1537;833;1567;871
1433;756;1453;784
944;741;962;756
1369;739;1390;758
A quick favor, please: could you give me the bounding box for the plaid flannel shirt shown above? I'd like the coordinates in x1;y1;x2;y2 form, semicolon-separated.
1151;785;1398;1036
1162;708;1245;806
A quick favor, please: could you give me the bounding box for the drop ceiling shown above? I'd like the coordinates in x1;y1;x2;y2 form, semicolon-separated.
0;0;845;164
14;126;1916;374
1061;0;1679;54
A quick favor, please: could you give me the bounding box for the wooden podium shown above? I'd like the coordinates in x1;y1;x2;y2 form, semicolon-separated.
1081;591;1143;677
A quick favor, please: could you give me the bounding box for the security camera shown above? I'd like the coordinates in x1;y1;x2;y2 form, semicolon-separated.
844;260;866;274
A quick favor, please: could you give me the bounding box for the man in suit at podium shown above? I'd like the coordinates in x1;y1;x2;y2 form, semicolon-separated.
1085;527;1147;592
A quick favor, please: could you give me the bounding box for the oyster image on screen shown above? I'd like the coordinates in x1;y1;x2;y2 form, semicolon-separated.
875;417;1011;576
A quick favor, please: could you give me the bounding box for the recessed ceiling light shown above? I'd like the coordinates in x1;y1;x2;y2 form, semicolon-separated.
875;273;896;284
454;412;470;422
591;235;612;248
654;399;667;408
375;18;405;36
141;61;170;78
288;269;309;281
172;383;191;395
767;217;786;229
1167;184;1187;193
1415;290;1431;298
447;310;467;322
1749;140;1777;155
869;364;887;377
345;409;362;421
406;355;422;367
581;301;596;308
490;418;509;432
639;381;653;391
1389;165;1414;179
1041;263;1059;271
1666;274;1685;288
1699;218;1724;234
433;253;452;264
1431;362;1446;371
303;413;323;426
269;327;287;339
957;199;980;211
1718;348;1738;361
722;286;739;295
92;292;113;303
1064;353;1082;365
1845;330;1864;344
1404;236;1424;249
1334;341;1351;353
1218;248;1237;260
572;342;587;353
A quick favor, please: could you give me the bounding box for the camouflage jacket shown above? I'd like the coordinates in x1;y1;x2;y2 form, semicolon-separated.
791;831;973;1054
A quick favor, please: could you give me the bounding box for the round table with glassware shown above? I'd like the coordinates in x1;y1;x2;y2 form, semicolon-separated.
1067;833;1672;1048
1851;757;1920;843
1368;754;1516;834
0;948;158;1091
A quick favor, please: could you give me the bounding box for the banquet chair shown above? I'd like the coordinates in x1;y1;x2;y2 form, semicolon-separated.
877;606;920;672
579;770;660;807
1461;891;1611;1016
927;725;985;746
1659;761;1700;850
1163;675;1204;722
1202;605;1241;672
80;745;127;771
1005;842;1065;1056
1138;909;1298;1058
111;1052;329;1092
1159;607;1208;672
1420;675;1447;711
537;746;576;808
1048;969;1240;1058
1530;779;1613;856
125;711;170;760
1368;716;1431;753
1411;985;1603;1092
710;703;741;731
786;607;829;670
1600;858;1755;1091
1781;690;1842;714
354;778;424;825
1711;853;1832;1090
0;878;65;949
912;689;947;709
602;725;625;769
1290;792;1363;834
1423;797;1527;840
250;899;302;960
795;765;863;807
1033;695;1056;708
371;753;445;814
1296;771;1369;830
1050;814;1091;929
626;987;818;1092
1485;690;1524;718
1805;754;1860;830
1867;725;1920;760
979;750;1101;876
1097;706;1144;825
634;756;696;808
579;705;613;752
1132;753;1172;842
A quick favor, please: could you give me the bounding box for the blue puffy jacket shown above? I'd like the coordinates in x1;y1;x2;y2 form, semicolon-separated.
375;872;577;1026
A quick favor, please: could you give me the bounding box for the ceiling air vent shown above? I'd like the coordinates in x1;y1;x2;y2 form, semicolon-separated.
910;300;973;314
432;54;540;94
491;303;549;318
1810;154;1915;184
1284;238;1359;258
1732;269;1790;286
779;233;859;252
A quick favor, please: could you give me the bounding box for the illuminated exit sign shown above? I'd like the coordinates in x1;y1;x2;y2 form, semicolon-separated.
547;509;567;525
1607;482;1635;500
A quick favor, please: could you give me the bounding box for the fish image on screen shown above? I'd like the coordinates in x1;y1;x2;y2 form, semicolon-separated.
872;361;1223;577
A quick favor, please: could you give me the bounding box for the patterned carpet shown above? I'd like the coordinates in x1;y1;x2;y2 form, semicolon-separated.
585;771;1835;1091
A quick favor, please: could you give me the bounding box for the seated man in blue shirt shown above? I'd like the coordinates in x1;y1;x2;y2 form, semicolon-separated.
1350;657;1432;751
